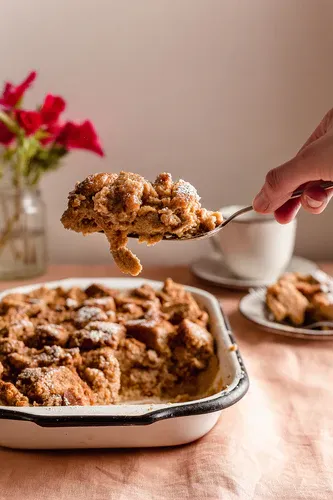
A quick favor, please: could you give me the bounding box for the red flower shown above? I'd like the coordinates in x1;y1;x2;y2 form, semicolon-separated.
40;122;62;145
40;94;66;124
56;120;104;156
0;121;15;145
0;71;37;108
16;110;42;136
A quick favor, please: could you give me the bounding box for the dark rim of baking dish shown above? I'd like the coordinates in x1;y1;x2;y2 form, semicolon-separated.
0;308;249;428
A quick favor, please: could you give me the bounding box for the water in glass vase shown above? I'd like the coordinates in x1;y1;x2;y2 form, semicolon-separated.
0;186;47;280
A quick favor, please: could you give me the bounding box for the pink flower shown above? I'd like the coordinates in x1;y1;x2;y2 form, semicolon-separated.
0;121;15;145
0;71;37;108
40;94;66;124
56;120;104;156
16;110;42;136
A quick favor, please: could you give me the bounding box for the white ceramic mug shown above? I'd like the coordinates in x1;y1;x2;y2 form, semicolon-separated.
211;205;297;281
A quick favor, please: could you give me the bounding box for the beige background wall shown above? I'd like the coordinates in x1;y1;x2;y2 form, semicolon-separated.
1;0;333;266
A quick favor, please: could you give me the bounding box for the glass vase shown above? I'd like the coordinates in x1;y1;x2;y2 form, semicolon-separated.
0;185;47;280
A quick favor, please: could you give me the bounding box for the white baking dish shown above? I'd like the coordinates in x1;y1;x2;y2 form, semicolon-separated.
0;278;249;449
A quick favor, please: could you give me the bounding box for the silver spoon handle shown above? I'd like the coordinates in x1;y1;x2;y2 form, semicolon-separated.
222;181;333;227
221;205;253;226
290;180;333;199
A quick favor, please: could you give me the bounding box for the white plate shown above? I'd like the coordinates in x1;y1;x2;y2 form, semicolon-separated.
239;287;333;340
190;254;318;290
0;278;249;449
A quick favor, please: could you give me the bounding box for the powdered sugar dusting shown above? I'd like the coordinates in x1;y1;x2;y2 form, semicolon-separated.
87;321;124;335
326;293;333;304
36;324;64;335
313;270;333;286
63;396;71;406
94;297;111;305
1;279;216;407
75;307;107;325
12;319;33;330
83;330;107;342
28;298;44;304
66;298;78;308
320;284;331;294
37;345;78;363
84;297;113;306
125;318;157;328
191;323;211;341
19;365;67;387
175;180;200;201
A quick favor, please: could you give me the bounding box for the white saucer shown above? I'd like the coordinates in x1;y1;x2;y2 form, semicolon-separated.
190;254;318;290
239;287;333;340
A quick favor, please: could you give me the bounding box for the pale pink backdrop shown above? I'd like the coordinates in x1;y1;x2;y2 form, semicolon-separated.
0;0;333;265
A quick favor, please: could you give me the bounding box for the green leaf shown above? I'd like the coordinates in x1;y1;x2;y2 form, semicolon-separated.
2;147;16;162
23;137;39;158
34;129;49;141
15;96;24;109
0;111;19;135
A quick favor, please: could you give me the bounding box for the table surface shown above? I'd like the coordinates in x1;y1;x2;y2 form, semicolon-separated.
0;264;332;500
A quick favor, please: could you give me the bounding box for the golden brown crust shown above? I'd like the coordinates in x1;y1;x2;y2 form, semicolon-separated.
16;366;94;406
0;380;29;406
27;324;69;348
266;282;309;326
69;322;126;350
80;348;121;404
311;292;333;320
0;279;216;406
266;272;333;327
171;319;214;374
61;172;222;276
125;318;175;353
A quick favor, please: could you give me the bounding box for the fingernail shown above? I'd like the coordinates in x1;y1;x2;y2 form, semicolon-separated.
253;190;270;211
304;195;323;208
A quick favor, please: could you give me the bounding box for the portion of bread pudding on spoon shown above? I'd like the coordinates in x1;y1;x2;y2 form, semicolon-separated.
61;171;222;275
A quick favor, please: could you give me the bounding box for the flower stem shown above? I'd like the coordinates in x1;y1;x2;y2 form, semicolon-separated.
0;195;21;259
0;202;20;257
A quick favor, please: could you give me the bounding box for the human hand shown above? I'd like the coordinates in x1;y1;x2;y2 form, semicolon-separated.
253;108;333;223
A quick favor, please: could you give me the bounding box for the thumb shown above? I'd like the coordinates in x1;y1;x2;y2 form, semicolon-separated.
253;131;333;213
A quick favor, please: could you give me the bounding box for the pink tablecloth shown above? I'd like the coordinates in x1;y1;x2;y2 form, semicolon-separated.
0;265;332;500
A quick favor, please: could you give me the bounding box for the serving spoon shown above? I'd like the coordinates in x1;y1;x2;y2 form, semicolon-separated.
183;180;333;242
127;180;333;241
